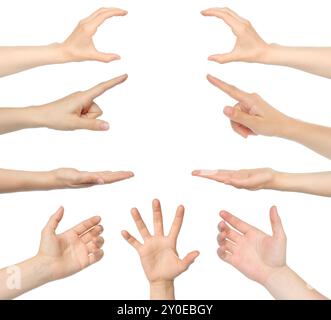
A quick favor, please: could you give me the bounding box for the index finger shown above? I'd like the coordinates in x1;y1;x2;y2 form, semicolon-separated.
220;211;252;234
72;216;102;236
89;8;128;29
85;74;128;99
131;208;151;240
201;8;243;33
207;74;251;103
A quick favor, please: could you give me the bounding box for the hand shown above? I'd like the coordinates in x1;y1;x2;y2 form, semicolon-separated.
201;7;269;64
37;207;104;281
217;207;287;285
192;168;276;191
51;168;134;189
37;74;127;131
207;74;292;138
61;7;127;62
122;199;199;285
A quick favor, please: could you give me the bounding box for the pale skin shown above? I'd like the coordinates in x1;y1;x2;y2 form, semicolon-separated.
0;8;127;78
0;168;134;193
0;74;128;134
193;75;331;194
193;169;331;198
218;207;327;300
0;207;104;300
122;199;200;300
202;7;331;79
204;74;331;160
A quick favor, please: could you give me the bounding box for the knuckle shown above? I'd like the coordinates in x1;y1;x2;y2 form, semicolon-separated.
250;92;260;100
243;20;252;27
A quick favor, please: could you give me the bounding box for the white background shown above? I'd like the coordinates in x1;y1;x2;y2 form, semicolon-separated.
0;0;331;300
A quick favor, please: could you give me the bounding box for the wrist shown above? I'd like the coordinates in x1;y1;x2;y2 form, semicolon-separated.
22;105;51;129
28;255;55;286
267;171;287;191
47;42;73;64
149;280;175;300
49;169;68;189
274;116;300;139
259;265;290;287
254;43;274;64
261;265;291;288
259;43;282;65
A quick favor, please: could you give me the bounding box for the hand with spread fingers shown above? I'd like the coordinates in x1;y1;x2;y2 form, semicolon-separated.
0;74;127;134
0;7;127;78
207;74;331;160
0;207;105;300
0;168;134;193
217;208;327;300
201;7;268;64
122;199;200;300
202;7;331;78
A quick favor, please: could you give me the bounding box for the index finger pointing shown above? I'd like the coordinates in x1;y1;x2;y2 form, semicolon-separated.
85;74;128;99
207;74;251;103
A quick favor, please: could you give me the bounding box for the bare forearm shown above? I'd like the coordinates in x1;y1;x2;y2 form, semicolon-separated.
0;106;47;134
150;281;175;300
0;44;69;77
261;45;331;79
262;266;327;300
0;256;51;300
279;118;331;160
0;169;59;193
271;172;331;197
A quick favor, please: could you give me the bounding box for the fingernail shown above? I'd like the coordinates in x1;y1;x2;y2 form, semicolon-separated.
113;54;121;60
100;122;110;131
223;107;234;117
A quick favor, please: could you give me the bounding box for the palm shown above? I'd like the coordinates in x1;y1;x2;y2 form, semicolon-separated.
40;231;90;280
38;208;104;281
195;168;275;190
139;238;182;282
236;230;282;282
218;208;286;284
230;169;274;190
233;27;266;62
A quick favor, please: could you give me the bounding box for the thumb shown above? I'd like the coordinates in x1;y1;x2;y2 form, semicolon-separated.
224;106;255;129
77;172;105;186
76;118;110;131
180;251;200;272
45;207;64;234
94;52;121;63
270;206;285;238
209;53;238;64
